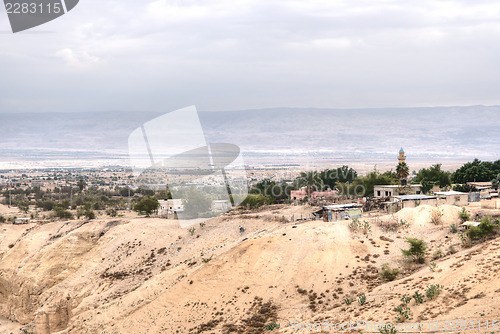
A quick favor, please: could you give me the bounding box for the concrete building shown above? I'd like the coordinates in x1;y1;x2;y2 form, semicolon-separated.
374;185;422;198
393;195;437;209
212;200;232;212
291;187;339;201
158;199;184;218
434;191;469;206
481;195;500;209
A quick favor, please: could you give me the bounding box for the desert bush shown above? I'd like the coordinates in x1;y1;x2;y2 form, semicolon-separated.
240;194;272;209
358;294;367;305
344;297;354;305
429;262;437;272
399;219;409;228
380;263;400;281
264;322;280;331
412;291;425;305
188;227;196;236
84;210;95;220
379;325;398;334
401;238;427;264
106;208;117;217
202;255;213;263
379;219;400;232
426;284;443;300
349;219;361;232
449;223;458;233
458;231;472;248
432;248;443;260
430;209;443;225
400;295;411;305
467;217;499;241
394;304;412;323
0;215;5;223
362;220;371;234
458;207;470;223
54;207;73;219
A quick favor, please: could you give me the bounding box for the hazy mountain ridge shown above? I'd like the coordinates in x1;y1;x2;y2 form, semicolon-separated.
0;106;498;160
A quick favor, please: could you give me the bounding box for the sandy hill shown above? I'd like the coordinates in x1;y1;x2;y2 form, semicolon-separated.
0;203;499;334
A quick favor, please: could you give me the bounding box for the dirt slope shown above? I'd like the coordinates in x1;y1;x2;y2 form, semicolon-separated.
0;204;499;334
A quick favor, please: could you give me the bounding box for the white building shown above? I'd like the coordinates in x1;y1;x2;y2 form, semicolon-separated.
212;200;232;212
157;199;184;218
374;185;422;198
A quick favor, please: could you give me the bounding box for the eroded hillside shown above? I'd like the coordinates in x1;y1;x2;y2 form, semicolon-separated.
0;203;499;334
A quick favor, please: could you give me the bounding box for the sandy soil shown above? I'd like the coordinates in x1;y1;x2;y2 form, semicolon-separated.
0;203;499;334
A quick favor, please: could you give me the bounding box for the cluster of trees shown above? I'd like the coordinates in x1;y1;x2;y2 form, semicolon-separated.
0;182;169;220
248;158;500;206
413;164;452;193
248;166;398;204
451;159;500;184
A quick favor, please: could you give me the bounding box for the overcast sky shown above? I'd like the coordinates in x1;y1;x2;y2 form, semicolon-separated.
1;0;500;113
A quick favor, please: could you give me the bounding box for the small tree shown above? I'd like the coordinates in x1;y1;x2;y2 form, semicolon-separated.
458;207;470;223
134;196;159;217
492;173;500;190
85;210;96;220
401;238;427;264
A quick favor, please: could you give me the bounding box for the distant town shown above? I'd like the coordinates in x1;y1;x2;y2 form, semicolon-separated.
0;148;498;226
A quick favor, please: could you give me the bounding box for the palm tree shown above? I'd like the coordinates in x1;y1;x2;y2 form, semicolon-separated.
298;171;322;198
77;179;86;192
396;162;409;182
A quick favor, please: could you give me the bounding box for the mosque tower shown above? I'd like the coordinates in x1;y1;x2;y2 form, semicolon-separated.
398;148;406;164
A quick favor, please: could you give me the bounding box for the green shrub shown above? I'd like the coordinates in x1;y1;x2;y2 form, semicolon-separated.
394;304;412;323
54;208;73;219
0;215;5;223
106;208;117;217
344;297;354;305
264;322;280;331
380;264;400;281
240;194;272;209
449;224;458;233
458;207;470;223
358;294;367;305
85;210;95;220
412;291;424;305
467;217;499;240
426;284;443;300
400;295;411;305
401;238;427;264
379;324;397;334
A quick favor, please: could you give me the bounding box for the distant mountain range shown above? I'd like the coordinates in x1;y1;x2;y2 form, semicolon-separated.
0;106;498;163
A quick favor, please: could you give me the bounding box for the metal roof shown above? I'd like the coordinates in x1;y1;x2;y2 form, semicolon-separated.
434;191;467;196
462;221;480;227
324;203;362;210
394;195;436;201
374;184;421;188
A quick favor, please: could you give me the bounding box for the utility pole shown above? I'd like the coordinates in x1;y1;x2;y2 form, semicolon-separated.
70;186;73;208
128;186;131;212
